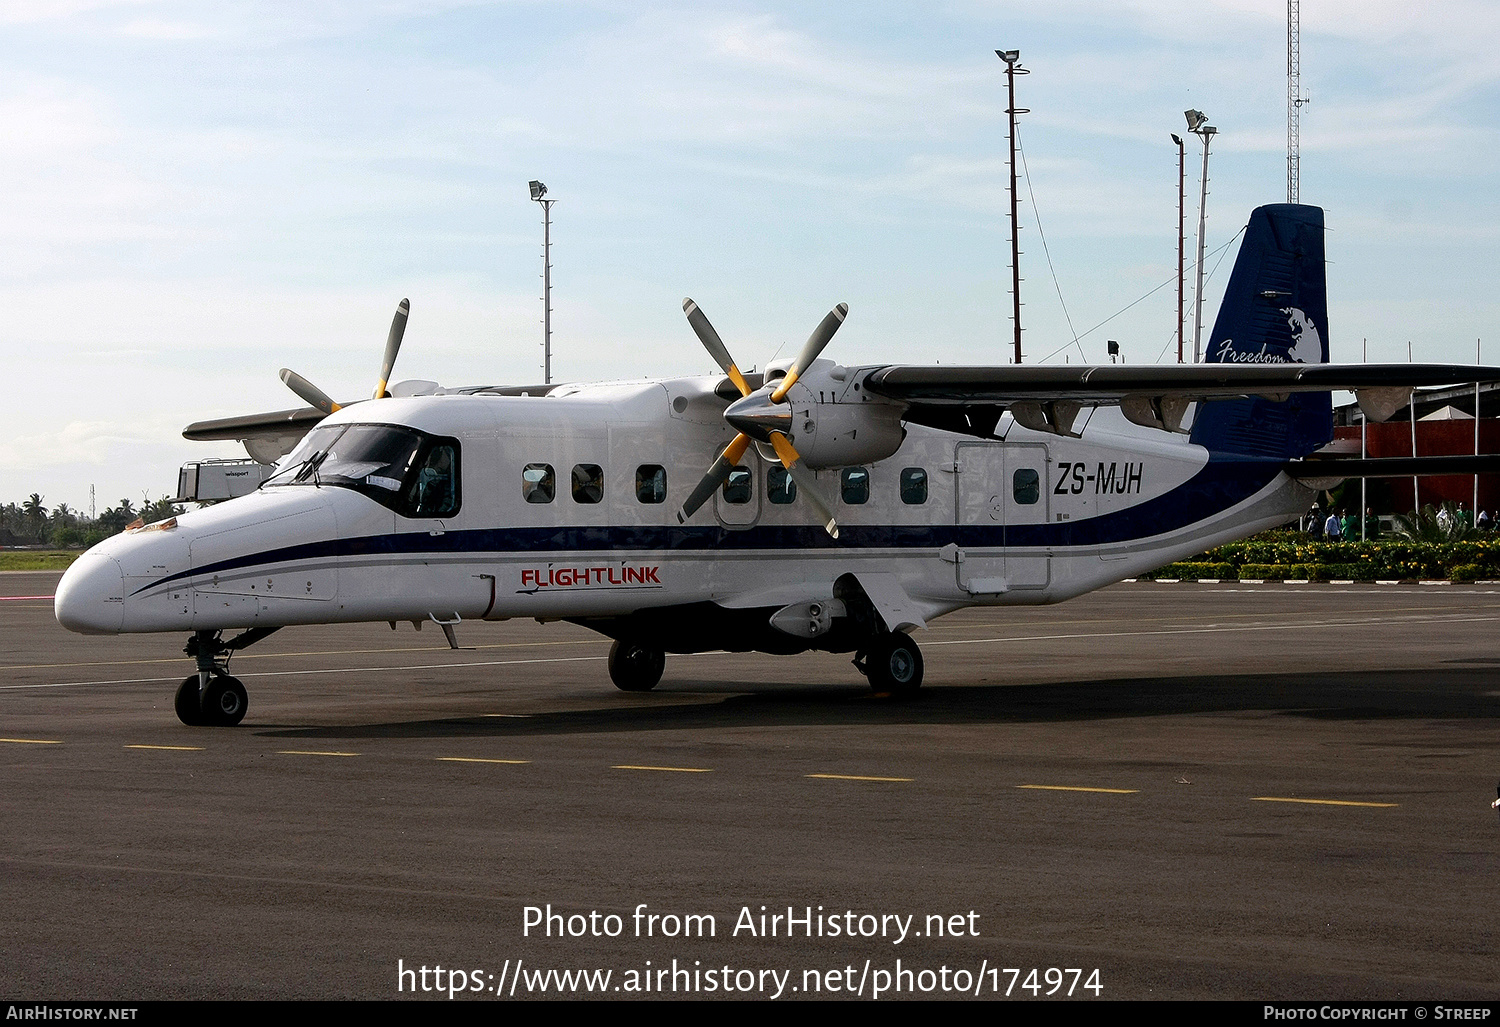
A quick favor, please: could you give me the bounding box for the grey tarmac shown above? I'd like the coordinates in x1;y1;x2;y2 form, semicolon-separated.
1;571;1498;1000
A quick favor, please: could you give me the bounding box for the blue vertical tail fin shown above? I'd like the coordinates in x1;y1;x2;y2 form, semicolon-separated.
1188;203;1333;459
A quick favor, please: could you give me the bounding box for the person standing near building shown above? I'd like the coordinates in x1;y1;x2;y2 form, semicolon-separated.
1324;509;1343;541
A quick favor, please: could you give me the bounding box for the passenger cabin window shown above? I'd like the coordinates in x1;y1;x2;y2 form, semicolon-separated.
767;466;796;505
522;463;555;504
636;465;666;504
722;466;752;504
841;467;869;505
1013;468;1040;505
572;463;603;504
899;467;928;505
263;423;461;519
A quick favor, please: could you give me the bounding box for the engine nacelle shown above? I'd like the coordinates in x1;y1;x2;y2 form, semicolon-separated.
785;392;906;468
725;360;908;470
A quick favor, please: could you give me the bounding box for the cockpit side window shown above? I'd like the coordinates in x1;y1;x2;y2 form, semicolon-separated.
264;423;461;518
404;442;461;518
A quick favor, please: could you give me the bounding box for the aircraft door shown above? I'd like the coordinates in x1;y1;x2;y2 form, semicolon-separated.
1002;443;1051;589
953;441;1050;593
713;449;762;529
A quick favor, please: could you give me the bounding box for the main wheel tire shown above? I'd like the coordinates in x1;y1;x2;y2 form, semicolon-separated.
174;675;205;726
200;674;249;726
866;632;924;696
609;640;665;692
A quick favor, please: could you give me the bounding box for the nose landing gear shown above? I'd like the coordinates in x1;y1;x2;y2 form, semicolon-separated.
176;627;280;726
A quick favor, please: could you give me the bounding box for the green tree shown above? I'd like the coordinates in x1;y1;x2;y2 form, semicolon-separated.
21;493;46;535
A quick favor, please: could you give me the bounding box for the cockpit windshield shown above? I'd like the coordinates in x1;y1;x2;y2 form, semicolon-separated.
264;423;460;518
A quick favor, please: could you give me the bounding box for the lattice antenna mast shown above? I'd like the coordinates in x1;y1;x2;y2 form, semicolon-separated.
1287;0;1309;203
997;50;1028;364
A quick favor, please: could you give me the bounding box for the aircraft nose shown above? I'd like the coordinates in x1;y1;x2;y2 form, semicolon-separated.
55;553;126;634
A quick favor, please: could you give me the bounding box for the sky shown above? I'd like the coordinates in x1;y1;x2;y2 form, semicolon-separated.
3;0;1498;514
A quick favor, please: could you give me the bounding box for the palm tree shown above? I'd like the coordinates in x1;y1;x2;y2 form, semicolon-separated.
1390;501;1479;543
21;493;46;533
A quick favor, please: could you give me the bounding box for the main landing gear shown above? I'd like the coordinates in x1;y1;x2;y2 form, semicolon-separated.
176;627;280;726
854;631;924;697
609;639;665;692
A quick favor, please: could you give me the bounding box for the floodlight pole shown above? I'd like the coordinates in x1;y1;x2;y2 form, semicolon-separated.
529;181;556;384
1185;111;1216;363
1172;133;1186;363
998;50;1029;365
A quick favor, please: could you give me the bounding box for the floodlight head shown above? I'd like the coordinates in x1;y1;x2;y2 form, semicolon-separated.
1107;340;1120;357
529;180;547;201
1171;133;1183;146
996;49;1020;64
1184;109;1206;132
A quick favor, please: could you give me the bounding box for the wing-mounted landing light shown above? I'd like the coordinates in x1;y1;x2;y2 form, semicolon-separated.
676;298;848;538
279;298;411;413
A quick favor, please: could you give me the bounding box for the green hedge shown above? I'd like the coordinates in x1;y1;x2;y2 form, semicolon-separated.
1142;539;1500;582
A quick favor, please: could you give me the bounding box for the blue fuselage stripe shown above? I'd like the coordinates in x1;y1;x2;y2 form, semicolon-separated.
138;457;1284;596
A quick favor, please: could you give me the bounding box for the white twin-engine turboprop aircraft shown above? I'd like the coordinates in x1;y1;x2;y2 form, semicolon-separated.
54;204;1500;725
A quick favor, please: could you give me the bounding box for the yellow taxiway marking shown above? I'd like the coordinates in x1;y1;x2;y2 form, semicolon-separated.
277;750;360;758
1017;784;1139;794
807;774;913;783
125;744;204;751
612;764;712;773
0;737;61;745
1252;796;1399;808
436;757;530;765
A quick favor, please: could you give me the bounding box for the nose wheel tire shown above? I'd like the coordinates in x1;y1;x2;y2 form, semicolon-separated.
175;673;248;726
609;640;665;692
174;676;206;726
864;632;924;696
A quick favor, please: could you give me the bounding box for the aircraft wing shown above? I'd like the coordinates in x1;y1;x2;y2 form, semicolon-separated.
861;363;1500;437
862;362;1500;402
182;407;328;464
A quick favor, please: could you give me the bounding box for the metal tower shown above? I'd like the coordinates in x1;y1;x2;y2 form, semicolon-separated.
1287;0;1308;203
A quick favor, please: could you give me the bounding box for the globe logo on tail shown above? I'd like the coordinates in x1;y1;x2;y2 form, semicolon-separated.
1281;307;1323;364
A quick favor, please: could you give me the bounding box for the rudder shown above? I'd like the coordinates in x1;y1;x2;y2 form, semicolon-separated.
1188;203;1332;459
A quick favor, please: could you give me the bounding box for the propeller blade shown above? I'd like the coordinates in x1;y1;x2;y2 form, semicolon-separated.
677;433;750;523
771;302;847;403
683;298;751;398
374;298;410;399
279;368;340;416
767;431;839;538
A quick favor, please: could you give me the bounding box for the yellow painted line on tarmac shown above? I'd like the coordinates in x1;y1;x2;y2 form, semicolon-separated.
1017;784;1139;794
612;764;712;773
0;737;61;745
807;774;913;783
1252;796;1399;808
437;757;530;765
277;750;360;758
125;744;204;751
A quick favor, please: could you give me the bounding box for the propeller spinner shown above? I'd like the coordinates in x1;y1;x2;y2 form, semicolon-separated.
677;299;848;538
280;298;411;414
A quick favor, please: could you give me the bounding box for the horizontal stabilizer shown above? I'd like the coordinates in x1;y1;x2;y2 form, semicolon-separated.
1286;455;1500;479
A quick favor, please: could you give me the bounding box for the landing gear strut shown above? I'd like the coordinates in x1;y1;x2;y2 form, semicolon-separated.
609;639;665;692
177;627;279;726
855;631;924;696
